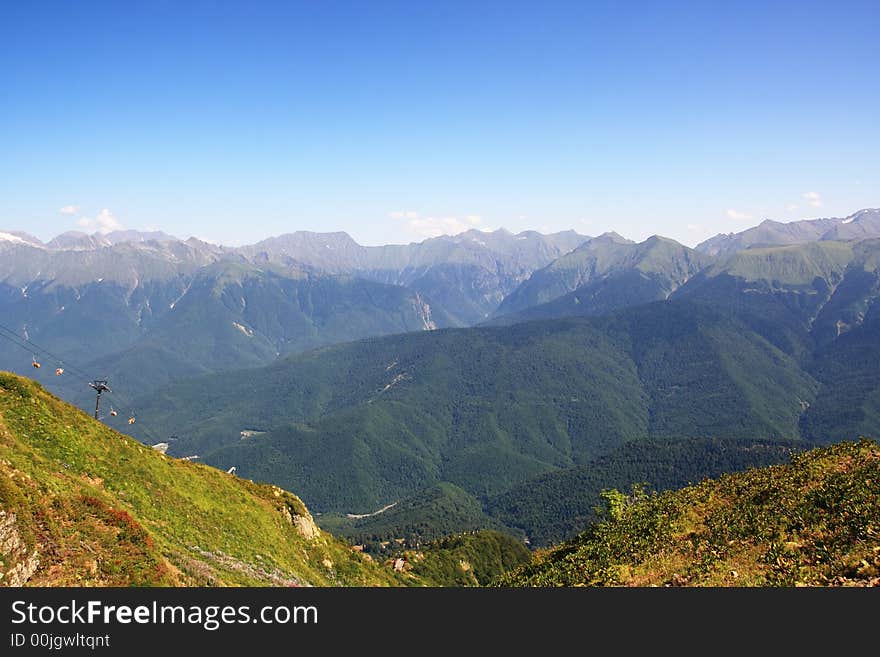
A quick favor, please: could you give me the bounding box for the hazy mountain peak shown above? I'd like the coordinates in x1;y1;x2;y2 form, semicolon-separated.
642;234;679;245
185;235;219;248
0;231;44;247
846;207;879;220
696;208;880;258
492;231;705;322
103;229;179;245
820;208;880;241
0;231;26;244
46;230;112;250
273;229;356;240
250;230;360;249
580;231;633;247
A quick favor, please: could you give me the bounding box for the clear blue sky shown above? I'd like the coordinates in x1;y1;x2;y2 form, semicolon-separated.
1;0;877;246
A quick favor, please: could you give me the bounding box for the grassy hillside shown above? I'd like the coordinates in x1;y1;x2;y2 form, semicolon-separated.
486;436;802;547
133;301;816;514
497;439;880;586
702;240;854;286
0;372;399;587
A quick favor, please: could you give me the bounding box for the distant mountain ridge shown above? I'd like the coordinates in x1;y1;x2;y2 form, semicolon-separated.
3;209;879;414
230;227;589;325
0;226;588;404
696;208;880;257
9;208;878;257
491;233;710;323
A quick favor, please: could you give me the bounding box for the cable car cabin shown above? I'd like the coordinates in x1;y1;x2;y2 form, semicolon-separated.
55;367;64;376
128;416;136;425
109;409;118;417
32;357;41;369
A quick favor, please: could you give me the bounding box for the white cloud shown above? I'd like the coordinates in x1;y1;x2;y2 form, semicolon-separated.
726;209;752;220
75;208;123;234
391;210;483;239
687;223;705;232
59;205;79;215
785;203;799;212
408;216;480;239
803;191;822;208
389;210;423;220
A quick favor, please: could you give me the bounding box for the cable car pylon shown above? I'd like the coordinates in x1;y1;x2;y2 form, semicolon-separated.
88;380;111;420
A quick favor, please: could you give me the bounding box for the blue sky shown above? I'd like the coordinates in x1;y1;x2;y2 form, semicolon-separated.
1;0;877;246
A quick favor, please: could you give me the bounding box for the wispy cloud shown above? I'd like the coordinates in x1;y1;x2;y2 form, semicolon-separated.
726;209;752;220
58;205;79;215
389;210;420;220
391;210;482;239
785;203;799;212
76;208;123;234
803;191;822;208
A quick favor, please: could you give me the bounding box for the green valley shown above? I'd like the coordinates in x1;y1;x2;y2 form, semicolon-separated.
133;300;819;518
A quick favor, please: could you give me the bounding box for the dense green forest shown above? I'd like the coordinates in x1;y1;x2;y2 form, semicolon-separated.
320;437;805;549
133;301;818;515
393;531;531;587
317;482;518;551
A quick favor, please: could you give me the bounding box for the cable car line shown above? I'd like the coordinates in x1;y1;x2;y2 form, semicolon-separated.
0;319;164;446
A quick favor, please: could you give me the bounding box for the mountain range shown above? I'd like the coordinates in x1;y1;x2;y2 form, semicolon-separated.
4;207;878;405
695;208;880;257
3;208;880;552
0;227;587;405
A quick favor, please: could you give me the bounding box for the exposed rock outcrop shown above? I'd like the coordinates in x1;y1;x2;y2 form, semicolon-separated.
0;511;39;587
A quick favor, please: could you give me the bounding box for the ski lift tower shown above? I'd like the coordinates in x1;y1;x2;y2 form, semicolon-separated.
89;380;111;419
